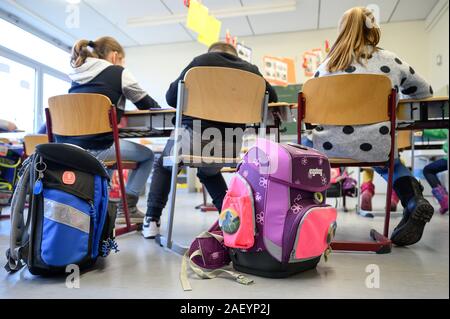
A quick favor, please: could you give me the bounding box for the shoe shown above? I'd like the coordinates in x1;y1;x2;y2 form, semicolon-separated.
360;182;375;211
116;194;145;224
432;185;449;215
390;191;399;212
142;217;161;239
390;177;434;247
116;209;145;224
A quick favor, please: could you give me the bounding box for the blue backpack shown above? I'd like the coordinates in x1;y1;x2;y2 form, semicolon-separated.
5;143;118;275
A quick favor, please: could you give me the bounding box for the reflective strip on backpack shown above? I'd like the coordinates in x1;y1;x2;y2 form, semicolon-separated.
44;199;90;233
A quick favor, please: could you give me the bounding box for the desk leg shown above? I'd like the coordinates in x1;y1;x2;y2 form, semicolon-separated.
411;130;415;174
274;113;281;143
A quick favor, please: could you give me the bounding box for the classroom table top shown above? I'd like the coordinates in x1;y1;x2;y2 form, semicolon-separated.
398;96;449;104
123;102;295;116
287;96;449;109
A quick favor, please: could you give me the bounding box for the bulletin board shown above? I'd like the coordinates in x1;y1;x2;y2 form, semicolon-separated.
263;56;297;86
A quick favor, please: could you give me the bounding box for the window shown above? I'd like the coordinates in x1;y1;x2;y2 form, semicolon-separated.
0;18;71;74
0;56;36;133
42;73;71;120
0;17;71;132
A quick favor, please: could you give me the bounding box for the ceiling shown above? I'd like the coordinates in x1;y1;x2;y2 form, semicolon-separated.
0;0;440;48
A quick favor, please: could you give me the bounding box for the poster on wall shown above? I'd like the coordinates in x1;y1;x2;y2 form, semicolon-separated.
263;56;296;86
236;43;252;63
302;48;323;77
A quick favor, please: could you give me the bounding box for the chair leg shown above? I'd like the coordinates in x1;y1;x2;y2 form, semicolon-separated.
196;185;218;212
384;159;395;237
331;230;392;254
356;167;361;213
331;166;392;255
114;167;140;236
118;168;131;229
0;211;9;220
343;193;348;213
155;161;188;255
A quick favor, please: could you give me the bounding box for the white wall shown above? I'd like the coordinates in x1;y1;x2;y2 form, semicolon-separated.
126;20;432;107
427;4;449;95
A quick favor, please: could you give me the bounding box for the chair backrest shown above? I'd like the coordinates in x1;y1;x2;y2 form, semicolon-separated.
47;94;113;136
397;131;412;150
302;74;393;125
182;67;267;124
23;134;49;156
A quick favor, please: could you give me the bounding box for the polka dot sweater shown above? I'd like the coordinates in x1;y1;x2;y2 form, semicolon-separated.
311;47;433;162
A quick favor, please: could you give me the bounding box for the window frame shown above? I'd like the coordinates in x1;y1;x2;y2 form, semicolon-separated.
0;43;70;132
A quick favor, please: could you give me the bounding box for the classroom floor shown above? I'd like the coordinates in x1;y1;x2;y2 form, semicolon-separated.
0;191;448;299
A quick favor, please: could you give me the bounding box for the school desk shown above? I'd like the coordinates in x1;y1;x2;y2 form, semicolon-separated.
397;96;449;173
120;102;295;141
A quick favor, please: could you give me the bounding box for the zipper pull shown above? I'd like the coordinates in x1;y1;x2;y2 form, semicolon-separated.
33;157;46;195
89;201;96;224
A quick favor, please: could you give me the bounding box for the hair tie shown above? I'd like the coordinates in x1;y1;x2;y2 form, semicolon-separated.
88;41;96;48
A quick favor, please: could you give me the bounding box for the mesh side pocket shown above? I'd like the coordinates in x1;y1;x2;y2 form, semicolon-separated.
220;175;256;249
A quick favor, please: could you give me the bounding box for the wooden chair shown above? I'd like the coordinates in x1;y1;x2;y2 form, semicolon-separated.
23;134;49;157
156;67;268;254
46;94;139;236
298;74;396;254
397;131;412;151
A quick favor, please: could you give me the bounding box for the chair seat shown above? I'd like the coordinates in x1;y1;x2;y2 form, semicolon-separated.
329;158;362;164
329;157;389;167
104;160;138;170
163;155;241;168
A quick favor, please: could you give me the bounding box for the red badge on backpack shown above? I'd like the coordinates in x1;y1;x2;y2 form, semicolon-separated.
62;171;76;185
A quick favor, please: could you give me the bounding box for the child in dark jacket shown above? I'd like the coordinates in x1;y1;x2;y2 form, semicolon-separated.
142;42;278;239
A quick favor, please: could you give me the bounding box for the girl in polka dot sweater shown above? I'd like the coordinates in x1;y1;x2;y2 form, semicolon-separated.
307;7;435;247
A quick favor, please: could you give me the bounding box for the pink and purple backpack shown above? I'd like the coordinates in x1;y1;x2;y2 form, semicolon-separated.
220;139;337;278
183;140;338;288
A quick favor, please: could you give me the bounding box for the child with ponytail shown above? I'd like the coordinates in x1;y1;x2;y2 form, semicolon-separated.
57;36;160;224
309;7;435;247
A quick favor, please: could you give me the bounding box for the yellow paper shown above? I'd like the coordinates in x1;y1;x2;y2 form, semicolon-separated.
186;0;209;34
197;15;222;47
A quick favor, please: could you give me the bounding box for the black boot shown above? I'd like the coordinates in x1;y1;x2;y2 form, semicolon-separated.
390;176;434;246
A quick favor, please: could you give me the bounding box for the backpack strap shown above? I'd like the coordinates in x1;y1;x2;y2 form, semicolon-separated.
5;157;32;273
180;231;254;291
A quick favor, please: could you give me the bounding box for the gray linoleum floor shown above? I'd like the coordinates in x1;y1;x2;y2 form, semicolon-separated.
0;192;448;299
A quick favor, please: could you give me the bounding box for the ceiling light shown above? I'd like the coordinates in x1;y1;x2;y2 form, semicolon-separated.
127;0;297;28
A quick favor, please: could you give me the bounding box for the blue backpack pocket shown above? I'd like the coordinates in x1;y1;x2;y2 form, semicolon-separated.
41;188;93;267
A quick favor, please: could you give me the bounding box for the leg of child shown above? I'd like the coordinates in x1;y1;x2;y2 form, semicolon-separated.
423;159;448;214
197;168;227;211
374;159;434;246
361;168;375;211
94;140;154;223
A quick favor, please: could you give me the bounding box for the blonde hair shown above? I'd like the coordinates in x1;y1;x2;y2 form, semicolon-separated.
327;7;380;72
70;36;125;68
